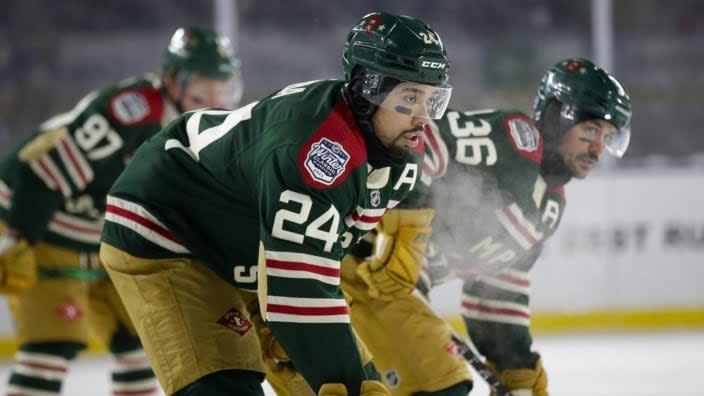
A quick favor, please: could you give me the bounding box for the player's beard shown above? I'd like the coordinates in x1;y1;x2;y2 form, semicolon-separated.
386;126;424;162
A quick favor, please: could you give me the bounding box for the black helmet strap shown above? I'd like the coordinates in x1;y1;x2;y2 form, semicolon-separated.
537;99;574;186
343;66;407;168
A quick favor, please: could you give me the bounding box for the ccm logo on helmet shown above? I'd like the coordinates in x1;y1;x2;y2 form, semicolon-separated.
421;61;447;70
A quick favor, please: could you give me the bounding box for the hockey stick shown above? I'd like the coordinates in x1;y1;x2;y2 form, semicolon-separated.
411;289;513;396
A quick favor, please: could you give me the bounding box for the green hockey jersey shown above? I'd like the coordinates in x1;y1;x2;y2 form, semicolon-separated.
417;108;546;274
101;79;424;392
0;74;176;252
416;108;568;370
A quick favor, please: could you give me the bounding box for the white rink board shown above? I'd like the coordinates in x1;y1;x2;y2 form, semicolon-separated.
431;168;704;314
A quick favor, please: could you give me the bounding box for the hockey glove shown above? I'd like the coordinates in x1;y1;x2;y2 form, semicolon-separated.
318;380;389;396
486;353;548;396
356;208;435;301
0;233;37;294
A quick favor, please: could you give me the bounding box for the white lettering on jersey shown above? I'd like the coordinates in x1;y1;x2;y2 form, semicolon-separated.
367;166;390;189
542;199;561;229
393;163;419;191
165;103;256;162
74;113;123;160
234;265;257;283
532;176;547;208
470;236;517;266
271;80;321;99
447;111;497;166
272;190;341;253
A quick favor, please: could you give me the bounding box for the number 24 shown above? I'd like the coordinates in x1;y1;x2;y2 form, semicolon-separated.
272;190;341;252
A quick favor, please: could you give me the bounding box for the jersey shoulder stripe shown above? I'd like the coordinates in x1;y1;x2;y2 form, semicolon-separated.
296;100;367;189
105;195;189;254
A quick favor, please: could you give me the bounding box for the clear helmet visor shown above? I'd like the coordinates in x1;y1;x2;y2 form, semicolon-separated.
179;73;243;111
605;123;630;158
366;79;452;120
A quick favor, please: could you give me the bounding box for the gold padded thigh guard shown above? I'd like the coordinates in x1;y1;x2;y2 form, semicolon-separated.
344;285;472;395
100;242;267;395
8;277;94;345
5;235;121;345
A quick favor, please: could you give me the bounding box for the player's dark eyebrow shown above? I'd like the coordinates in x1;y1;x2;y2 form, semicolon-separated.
584;119;618;137
400;86;425;95
584;120;600;128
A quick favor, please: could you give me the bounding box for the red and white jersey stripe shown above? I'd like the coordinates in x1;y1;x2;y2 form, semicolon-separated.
421;121;449;186
54;136;93;190
48;212;103;244
344;206;386;231
11;351;69;382
29;156;73;198
27;134;94;198
265;250;340;286
496;203;543;250
265;295;350;324
105;196;189;254
112;349;152;374
0;179;10;209
112;379;160;396
477;268;531;296
461;294;531;327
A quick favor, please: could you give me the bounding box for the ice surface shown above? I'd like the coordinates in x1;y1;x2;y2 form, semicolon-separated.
0;331;701;395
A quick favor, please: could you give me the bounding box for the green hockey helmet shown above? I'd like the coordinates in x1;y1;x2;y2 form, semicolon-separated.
162;26;243;107
533;58;632;157
342;12;452;119
163;26;239;79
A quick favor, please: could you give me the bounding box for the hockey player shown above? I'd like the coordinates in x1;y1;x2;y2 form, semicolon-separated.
0;26;241;395
98;11;452;396
341;58;632;395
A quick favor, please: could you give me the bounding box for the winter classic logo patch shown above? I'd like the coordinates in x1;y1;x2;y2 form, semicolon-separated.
110;91;150;124
508;118;539;152
304;138;350;186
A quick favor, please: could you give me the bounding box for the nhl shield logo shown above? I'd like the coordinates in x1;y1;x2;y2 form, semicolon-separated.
383;368;400;389
370;190;381;207
304;138;350;186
